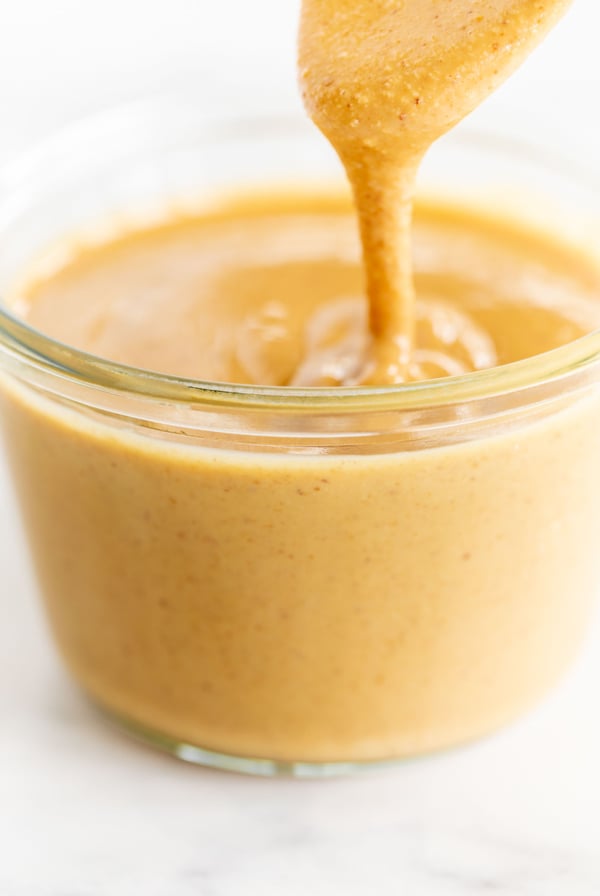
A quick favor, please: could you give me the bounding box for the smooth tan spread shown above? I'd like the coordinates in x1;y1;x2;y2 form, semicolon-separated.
19;196;600;385
2;0;597;764
5;192;600;761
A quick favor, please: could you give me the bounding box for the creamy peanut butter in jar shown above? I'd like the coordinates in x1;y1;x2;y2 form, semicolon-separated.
0;1;598;773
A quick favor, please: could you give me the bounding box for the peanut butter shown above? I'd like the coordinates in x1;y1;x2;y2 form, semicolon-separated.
299;0;573;382
0;0;595;766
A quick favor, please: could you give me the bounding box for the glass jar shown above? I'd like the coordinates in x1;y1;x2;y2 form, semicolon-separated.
1;97;599;776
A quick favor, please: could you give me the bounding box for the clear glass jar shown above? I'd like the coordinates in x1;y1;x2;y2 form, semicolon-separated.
1;97;599;776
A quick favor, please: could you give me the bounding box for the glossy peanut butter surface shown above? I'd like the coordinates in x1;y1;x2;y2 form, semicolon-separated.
20;196;600;385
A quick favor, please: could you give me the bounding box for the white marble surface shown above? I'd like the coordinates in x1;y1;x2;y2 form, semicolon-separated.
2;2;600;893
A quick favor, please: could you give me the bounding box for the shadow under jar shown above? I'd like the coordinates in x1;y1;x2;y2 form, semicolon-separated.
1;100;600;776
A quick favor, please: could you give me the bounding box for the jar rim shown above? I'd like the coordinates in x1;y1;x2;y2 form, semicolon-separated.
1;98;600;413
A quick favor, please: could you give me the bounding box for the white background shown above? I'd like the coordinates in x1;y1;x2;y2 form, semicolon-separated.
1;2;600;895
1;0;600;163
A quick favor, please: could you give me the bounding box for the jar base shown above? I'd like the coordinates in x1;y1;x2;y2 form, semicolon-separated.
93;701;417;778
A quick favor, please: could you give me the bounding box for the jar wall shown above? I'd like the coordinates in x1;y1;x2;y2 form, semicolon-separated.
2;372;600;764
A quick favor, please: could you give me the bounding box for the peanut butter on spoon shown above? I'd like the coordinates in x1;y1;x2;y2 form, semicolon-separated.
298;0;573;385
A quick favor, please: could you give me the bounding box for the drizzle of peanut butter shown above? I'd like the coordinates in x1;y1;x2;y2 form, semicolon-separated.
299;0;573;384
